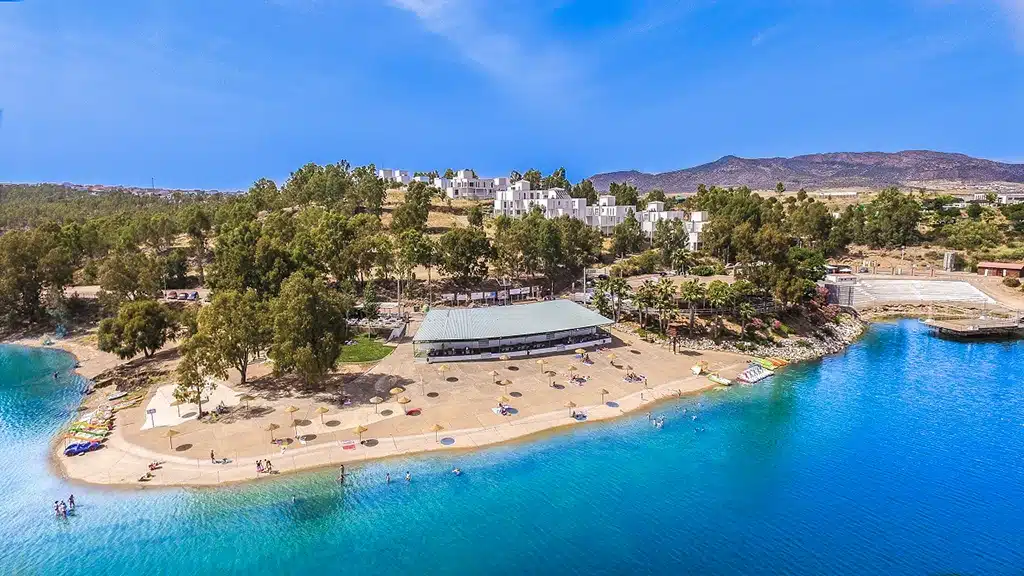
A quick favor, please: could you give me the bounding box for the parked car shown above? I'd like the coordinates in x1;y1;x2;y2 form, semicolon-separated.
166;291;178;299
177;293;188;300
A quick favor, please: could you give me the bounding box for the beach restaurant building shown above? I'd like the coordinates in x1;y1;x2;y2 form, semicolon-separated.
412;300;613;363
976;261;1024;278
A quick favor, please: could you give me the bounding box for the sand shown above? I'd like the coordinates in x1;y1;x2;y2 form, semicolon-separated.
41;325;753;488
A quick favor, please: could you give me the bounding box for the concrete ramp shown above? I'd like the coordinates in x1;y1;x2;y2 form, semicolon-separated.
853;279;995;307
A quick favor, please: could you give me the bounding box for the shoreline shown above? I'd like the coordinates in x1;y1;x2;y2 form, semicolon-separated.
11;317;867;490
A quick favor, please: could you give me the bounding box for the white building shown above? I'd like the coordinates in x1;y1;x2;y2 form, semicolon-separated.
434;169;498;200
377;169;412;185
494;181;706;250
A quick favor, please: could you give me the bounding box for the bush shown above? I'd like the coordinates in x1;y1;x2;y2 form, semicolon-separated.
610;250;660;277
690;265;716;276
1003;276;1021;288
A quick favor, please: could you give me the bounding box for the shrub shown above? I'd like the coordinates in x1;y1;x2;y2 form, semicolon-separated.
1003;276;1021;288
690;265;716;276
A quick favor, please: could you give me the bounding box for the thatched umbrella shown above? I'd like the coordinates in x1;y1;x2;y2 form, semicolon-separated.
574;348;586;355
500;379;511;392
238;394;255;410
599;388;610;404
397;396;411;414
564;401;577;416
264;422;280;441
284;405;300;436
535;358;546;375
315;406;330;425
389;386;405;396
499;354;511;371
490;370;500;384
165;428;179;449
170;400;183;417
567;365;578;381
369;396;384;414
431;423;444;442
354;424;368;442
436;364;449;384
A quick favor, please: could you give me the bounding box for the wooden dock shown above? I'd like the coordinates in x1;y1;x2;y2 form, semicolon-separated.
924;317;1024;338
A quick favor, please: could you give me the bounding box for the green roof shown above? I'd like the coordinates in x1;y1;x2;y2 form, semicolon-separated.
413;300;612;342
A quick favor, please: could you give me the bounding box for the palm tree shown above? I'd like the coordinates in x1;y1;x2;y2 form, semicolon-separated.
597;277;631;323
679;279;705;336
738;302;756;339
655;277;677;334
635;280;657;328
671;247;693;276
706;280;732;339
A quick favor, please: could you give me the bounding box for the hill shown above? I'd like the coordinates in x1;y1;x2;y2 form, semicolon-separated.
589;150;1024;193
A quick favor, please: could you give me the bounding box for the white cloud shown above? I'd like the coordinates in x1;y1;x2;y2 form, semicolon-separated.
386;0;584;106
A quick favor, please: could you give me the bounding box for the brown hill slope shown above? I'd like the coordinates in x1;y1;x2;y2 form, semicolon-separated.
590;150;1024;192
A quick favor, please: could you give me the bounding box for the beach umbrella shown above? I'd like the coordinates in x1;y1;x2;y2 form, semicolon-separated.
490;370;500;384
170;400;184;417
499;354;511;370
264;423;280;441
389;387;405;396
536;359;546;376
397;396;411;414
431;424;444;442
238;394;255;410
574;348;586;355
599;388;610;404
369;396;384;413
284;406;300;435
497;395;510;404
315;406;330;424
354;425;368;442
564;401;577;416
165;428;179;449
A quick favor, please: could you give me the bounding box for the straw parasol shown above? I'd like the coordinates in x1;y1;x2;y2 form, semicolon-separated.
264;422;280;441
574;348;586;355
564;401;577;416
165;428;180;449
389;386;405;396
238;394;255;410
431;423;444;442
499;354;511;370
490;370;500;384
535;358;546;372
315;406;330;424
500;378;511;391
369;396;384;414
599;388;610;404
284;405;300;435
170;400;183;417
397;396;411;414
354;424;368;441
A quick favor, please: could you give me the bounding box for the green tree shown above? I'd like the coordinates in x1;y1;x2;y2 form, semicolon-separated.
646;189;668;203
437;227;492;290
97;300;179;359
98;251;163;310
612;211;644;257
541;167;571;190
467;204;485;228
863;188;921;248
444;168;456;179
609;182;639;207
174;344;218;420
634;280;657;327
162;248;190;289
269;273;348;386
538;219;564;293
705;280;732;338
775;182;786;196
181;204;212;284
570;179;599;204
942;219;1003;250
738;302;757;339
522;169;543;189
190;290;271;385
654;277;677;334
0;227;74;326
509;170;522;183
596;277;631;323
680;279;705;336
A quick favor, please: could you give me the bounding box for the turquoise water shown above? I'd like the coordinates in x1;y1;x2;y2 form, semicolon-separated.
1;320;1023;575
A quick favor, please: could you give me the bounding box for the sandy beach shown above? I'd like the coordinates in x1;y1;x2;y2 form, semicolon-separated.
31;325;754;488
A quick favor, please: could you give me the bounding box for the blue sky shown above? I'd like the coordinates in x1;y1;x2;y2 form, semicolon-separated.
1;0;1022;189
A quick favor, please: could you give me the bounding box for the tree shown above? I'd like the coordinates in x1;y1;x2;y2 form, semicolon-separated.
189;290;271;386
612;211;644;257
444;168;456;179
609;182;639;207
162;248;190;289
554;216;602;281
0;227;74;326
738;302;757;339
174;344;217;420
509;170;522;183
942;219;1003;250
98;251;163;311
654;277;677;334
966;203;983;219
634;280;657;327
680;279;705;336
467;204;485;228
97;300;179;359
705;280;731;338
570;179;598;204
862;188;921;248
391;181;433;233
775;182;786;196
269;273;348;386
522;169;542;189
538;219;564;293
437;227;492;290
591;290;612;319
541;167;571;190
646;189;668;203
596;277;631;323
492;215;524;283
181;204;212;284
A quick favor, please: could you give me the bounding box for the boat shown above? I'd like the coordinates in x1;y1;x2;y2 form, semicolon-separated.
107;391;128;401
63;441;101;457
736;363;774;384
751;358;776;370
766;357;789;367
707;374;732;386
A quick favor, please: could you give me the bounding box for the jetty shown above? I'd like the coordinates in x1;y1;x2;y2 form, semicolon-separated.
924;317;1024;339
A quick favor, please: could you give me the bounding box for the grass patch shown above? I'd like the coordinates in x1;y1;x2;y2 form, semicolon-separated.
339;335;394;363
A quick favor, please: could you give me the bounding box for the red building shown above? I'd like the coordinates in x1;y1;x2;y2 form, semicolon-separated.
976;261;1024;278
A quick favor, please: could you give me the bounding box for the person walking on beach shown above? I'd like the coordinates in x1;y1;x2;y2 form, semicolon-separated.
210;450;216;464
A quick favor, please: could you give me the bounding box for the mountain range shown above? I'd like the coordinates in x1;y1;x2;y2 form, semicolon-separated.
588;150;1024;193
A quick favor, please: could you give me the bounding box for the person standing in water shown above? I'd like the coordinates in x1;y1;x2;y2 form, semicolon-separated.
386;472;391;484
405;471;411;483
68;494;75;511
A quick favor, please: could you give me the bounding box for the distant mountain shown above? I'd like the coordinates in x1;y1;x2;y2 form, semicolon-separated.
589;151;1024;193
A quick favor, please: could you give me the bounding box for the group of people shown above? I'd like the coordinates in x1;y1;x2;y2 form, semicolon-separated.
256;459;274;475
385;471;412;484
624;371;646;385
496;401;512;416
53;495;75;519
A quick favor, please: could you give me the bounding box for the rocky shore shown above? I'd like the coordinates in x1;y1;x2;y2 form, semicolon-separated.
632;315;867;363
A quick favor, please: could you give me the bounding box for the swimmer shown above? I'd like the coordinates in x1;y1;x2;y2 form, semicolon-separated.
452;468;461;476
